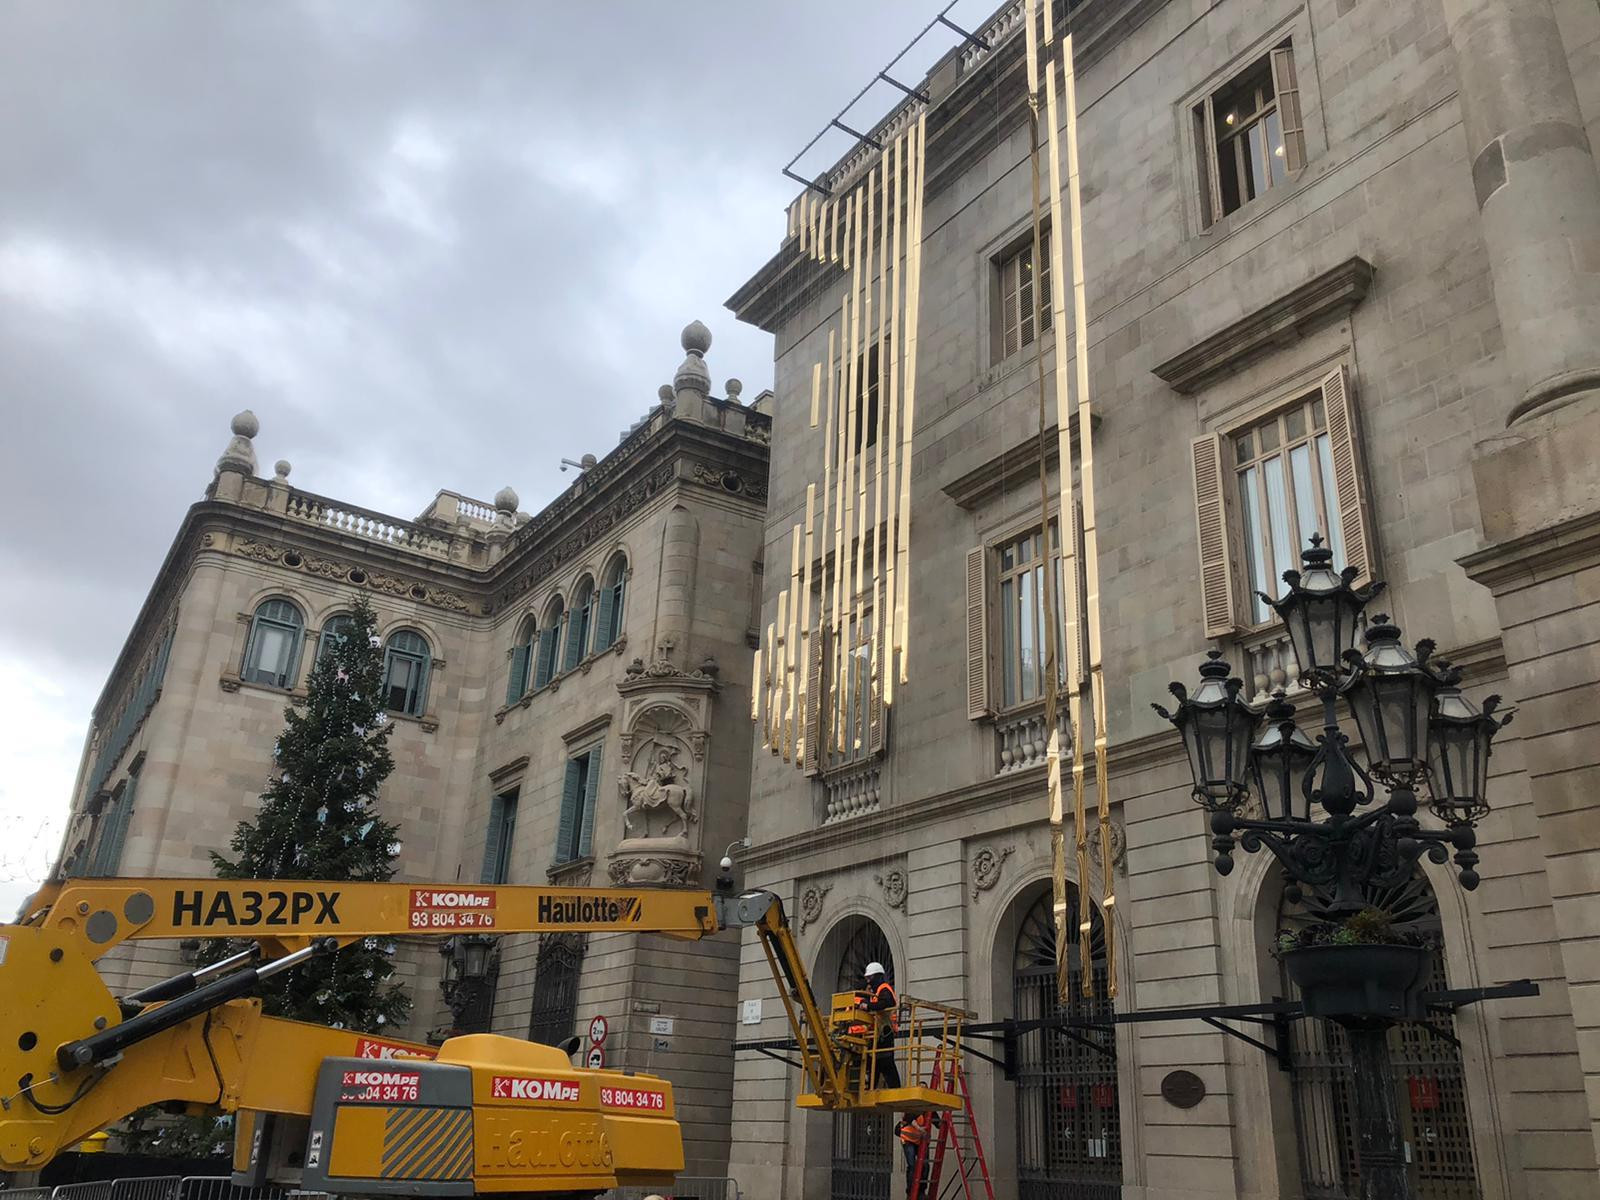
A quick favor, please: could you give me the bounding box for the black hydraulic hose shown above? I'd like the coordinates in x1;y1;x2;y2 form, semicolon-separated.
57;938;335;1072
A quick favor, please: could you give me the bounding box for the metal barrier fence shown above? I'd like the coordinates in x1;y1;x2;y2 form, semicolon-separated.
8;1178;321;1200
601;1178;741;1200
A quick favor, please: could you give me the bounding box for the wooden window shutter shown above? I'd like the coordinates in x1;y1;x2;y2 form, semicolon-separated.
803;625;828;776
1271;46;1306;174
535;627;558;688
507;645;531;705
554;760;582;864
1191;434;1238;637
593;584;616;653
481;793;514;883
966;546;991;720
867;640;887;757
1321;365;1377;585
577;746;602;858
1193;98;1223;229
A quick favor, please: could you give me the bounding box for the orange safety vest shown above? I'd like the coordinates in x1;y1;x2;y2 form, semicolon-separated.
898;1114;931;1146
849;981;899;1035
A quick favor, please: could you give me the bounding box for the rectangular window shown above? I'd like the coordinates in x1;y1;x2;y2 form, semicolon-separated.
996;522;1078;710
993;232;1053;363
1234;392;1343;625
1194;42;1305;228
481;789;518;884
846;340;886;452
554;746;602;865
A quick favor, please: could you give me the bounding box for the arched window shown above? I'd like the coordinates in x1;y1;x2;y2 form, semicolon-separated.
564;577;595;671
507;616;537;704
1013;884;1121;1194
383;629;431;716
595;554;626;652
318;613;356;662
533;597;564;689
1278;871;1477;1199
242;598;305;688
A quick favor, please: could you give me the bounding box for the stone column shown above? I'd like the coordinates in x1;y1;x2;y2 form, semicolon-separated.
1448;0;1600;1170
1444;0;1600;421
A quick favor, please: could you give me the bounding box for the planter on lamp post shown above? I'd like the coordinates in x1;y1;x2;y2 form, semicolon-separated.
1153;534;1511;1200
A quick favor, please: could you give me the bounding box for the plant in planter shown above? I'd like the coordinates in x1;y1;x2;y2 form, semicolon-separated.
1277;907;1436;1022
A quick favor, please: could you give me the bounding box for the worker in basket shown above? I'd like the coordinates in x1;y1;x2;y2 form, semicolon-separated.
897;1110;941;1197
849;961;901;1090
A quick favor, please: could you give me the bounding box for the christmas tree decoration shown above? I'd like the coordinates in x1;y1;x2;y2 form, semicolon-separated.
210;594;410;1032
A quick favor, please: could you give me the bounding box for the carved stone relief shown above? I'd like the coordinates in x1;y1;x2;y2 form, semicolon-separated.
799;883;832;933
233;539;471;613
970;844;1015;900
874;866;907;911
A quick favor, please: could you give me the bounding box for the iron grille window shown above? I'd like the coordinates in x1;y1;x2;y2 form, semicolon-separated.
1279;873;1480;1200
528;932;585;1047
1013;886;1122;1199
831;918;894;1200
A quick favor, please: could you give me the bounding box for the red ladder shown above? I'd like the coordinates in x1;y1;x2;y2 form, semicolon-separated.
909;1058;994;1200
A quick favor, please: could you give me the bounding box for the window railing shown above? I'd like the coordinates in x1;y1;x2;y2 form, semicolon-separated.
994;701;1071;775
822;759;882;824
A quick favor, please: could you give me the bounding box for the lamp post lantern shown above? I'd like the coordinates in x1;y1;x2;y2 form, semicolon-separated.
1153;539;1511;1200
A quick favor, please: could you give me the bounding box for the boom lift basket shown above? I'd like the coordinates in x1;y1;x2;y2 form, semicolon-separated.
795;993;968;1113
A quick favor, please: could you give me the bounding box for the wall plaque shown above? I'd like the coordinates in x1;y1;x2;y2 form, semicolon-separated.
1160;1069;1206;1109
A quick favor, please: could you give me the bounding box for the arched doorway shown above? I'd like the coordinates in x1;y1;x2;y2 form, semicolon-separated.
830;916;894;1200
1278;871;1479;1199
1013;884;1122;1199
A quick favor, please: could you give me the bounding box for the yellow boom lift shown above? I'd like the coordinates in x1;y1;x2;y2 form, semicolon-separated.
0;866;959;1196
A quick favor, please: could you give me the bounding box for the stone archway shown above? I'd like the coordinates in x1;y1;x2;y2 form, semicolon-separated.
817;913;895;1200
1271;868;1480;1199
1007;881;1122;1200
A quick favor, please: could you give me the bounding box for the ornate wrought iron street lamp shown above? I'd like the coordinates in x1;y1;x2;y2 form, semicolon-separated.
439;933;498;1033
1153;538;1512;1200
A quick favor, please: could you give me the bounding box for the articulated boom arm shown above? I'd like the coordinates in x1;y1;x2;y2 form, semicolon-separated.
1;876;855;1176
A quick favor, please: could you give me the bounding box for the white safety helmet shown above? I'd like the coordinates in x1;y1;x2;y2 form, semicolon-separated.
864;961;886;978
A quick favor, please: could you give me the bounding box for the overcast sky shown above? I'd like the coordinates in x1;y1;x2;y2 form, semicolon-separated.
0;1;991;914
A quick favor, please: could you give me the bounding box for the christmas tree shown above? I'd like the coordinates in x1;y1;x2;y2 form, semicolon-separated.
211;593;411;1031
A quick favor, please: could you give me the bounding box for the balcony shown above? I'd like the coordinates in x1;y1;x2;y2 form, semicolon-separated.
822;759;882;824
994;702;1072;775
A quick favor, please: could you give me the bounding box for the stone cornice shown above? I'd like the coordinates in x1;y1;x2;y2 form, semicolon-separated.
941;412;1100;510
1457;506;1600;591
1152;257;1375;394
742;726;1183;871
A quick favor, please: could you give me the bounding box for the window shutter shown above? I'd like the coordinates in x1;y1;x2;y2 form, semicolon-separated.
507;645;530;704
803;626;828;776
94;778;136;876
1271;46;1306;174
555;761;582;864
577;747;602;858
413;654;431;717
1191;434;1238;637
966;547;991;720
867;666;886;756
535;628;558;688
1194;98;1223;229
481;794;509;882
1321;365;1376;584
594;585;616;653
563;610;584;671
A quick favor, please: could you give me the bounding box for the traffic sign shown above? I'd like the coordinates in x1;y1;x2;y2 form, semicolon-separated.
586;1045;606;1069
588;1015;609;1045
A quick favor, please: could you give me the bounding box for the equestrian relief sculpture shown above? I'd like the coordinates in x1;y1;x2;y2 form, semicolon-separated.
620;745;697;840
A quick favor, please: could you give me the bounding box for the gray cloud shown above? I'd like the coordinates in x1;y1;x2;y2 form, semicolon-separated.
0;0;939;907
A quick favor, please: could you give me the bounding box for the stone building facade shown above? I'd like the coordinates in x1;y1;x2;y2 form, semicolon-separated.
728;1;1600;1198
54;323;770;1176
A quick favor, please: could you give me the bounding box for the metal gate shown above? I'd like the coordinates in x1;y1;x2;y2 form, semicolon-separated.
1280;873;1479;1199
831;917;893;1200
1013;885;1121;1200
527;932;585;1046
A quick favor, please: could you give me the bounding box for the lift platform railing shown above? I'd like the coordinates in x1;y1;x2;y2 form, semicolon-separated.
795;993;969;1114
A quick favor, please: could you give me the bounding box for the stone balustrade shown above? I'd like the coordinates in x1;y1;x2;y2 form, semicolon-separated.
994;702;1071;775
286;489;454;558
1241;628;1304;703
823;760;882;824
